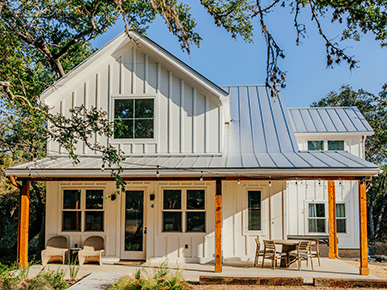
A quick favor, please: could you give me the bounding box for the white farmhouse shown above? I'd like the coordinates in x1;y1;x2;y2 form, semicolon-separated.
7;31;380;275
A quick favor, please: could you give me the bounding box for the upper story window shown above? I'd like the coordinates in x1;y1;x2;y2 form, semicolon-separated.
328;140;344;151
114;98;154;139
308;140;344;151
308;141;324;151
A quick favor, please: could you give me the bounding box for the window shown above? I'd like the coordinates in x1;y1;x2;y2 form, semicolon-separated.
336;204;346;233
308;203;326;233
114;98;154;139
248;191;261;231
308;141;324;151
328;140;344;151
62;189;104;232
162;189;205;233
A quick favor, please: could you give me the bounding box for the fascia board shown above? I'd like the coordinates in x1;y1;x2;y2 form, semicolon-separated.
6;167;381;178
40;32;130;106
294;132;374;138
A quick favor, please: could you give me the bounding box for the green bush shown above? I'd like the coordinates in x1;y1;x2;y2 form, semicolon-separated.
0;262;68;290
109;262;190;290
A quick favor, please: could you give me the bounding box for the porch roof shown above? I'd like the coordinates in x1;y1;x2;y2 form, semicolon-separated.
6;151;380;179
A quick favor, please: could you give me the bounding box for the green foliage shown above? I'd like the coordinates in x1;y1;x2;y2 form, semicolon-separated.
68;258;80;281
312;84;387;165
313;84;387;241
109;262;190;290
0;262;67;290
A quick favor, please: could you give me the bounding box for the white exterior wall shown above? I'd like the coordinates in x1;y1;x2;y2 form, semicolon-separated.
46;180;287;262
222;180;286;261
47;44;222;156
286;133;366;249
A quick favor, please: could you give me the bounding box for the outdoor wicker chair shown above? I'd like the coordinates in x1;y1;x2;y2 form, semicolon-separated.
41;236;69;266
78;236;105;266
310;239;321;266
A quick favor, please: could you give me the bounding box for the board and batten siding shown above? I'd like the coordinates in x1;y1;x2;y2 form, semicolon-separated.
47;44;222;156
286;180;360;249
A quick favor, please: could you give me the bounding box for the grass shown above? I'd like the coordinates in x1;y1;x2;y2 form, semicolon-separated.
0;262;68;289
109;261;190;290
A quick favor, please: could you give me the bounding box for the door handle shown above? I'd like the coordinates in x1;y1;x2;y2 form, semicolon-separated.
144;227;147;234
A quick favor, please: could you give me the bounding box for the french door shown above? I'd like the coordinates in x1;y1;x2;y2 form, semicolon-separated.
121;190;146;259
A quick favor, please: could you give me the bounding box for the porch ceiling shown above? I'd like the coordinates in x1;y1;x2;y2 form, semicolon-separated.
6;151;381;179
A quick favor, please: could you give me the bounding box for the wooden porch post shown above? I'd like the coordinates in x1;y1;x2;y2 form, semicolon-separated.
215;178;222;273
359;178;369;275
17;179;30;268
328;180;338;259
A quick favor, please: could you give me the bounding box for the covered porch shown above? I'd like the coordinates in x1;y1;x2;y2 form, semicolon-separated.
7;155;378;276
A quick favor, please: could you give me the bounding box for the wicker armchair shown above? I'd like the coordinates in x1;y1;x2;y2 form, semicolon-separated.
41;236;69;266
78;236;105;266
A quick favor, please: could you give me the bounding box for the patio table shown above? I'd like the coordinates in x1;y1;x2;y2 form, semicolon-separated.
270;239;305;268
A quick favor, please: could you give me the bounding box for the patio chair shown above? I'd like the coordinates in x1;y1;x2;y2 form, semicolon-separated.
310;239;321;266
78;236;105;266
290;241;313;271
41;236;69;266
261;240;285;270
254;237;265;266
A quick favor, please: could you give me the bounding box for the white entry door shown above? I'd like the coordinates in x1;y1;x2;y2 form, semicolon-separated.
121;190;146;259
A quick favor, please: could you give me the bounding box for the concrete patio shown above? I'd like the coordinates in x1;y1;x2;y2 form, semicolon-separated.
25;257;379;288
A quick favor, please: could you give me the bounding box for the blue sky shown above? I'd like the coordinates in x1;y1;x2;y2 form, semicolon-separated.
92;4;387;108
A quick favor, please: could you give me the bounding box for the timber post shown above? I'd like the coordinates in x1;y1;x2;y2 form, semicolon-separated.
17;179;30;269
328;180;338;259
359;178;369;275
215;178;222;273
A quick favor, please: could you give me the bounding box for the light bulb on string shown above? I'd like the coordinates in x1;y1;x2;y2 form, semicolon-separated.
200;171;204;182
156;165;160;178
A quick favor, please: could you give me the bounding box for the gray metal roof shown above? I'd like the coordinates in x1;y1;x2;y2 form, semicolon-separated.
7;85;380;178
222;85;299;154
6;151;380;178
287;107;373;134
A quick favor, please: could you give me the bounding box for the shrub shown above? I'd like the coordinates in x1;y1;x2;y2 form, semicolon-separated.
109;262;190;290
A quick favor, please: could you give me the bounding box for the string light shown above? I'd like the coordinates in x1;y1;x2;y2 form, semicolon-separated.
200;171;204;182
156;165;160;178
101;163;105;172
269;180;272;187
237;174;241;185
318;178;321;186
339;178;342;185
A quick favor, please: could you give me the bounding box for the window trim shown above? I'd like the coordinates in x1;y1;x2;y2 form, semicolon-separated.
307;140;346;151
159;186;208;235
110;95;157;142
306;202;327;234
61;187;105;233
336;203;347;234
243;186;265;236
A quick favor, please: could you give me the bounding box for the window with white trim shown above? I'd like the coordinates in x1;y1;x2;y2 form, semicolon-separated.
336;203;346;233
114;98;154;139
308;203;326;233
162;189;205;233
308;141;324;151
62;189;104;232
248;191;261;231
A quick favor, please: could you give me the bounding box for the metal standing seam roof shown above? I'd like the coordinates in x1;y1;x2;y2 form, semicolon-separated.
287;107;373;134
6;85;381;178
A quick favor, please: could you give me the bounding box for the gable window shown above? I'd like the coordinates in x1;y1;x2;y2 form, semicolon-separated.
336;204;346;233
248;191;261;231
308;203;326;233
328;140;344;151
308;141;324;151
114;98;154;139
162;189;206;233
62;189;104;232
